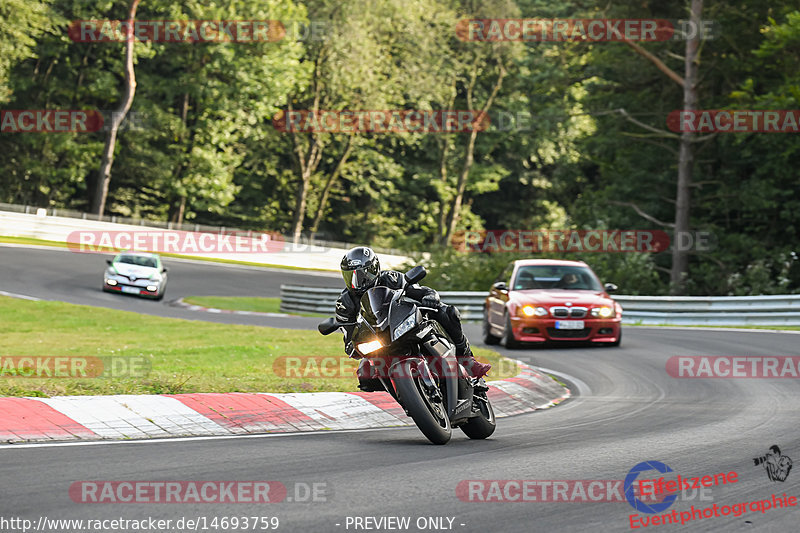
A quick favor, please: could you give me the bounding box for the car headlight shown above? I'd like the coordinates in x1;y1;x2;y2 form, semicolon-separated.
521;305;548;317
105;279;117;286
392;314;416;340
146;285;158;292
591;306;615;318
357;339;383;355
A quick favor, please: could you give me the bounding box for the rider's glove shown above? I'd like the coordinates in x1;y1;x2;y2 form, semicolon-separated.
345;341;360;359
420;294;440;308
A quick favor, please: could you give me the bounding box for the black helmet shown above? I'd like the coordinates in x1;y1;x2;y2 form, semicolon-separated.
341;246;380;293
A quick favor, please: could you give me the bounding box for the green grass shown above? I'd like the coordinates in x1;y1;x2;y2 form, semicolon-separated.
0;235;336;272
0;296;517;397
628;323;800;331
182;296;326;318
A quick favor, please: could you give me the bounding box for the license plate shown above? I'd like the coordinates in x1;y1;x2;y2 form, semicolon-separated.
121;286;141;294
555;320;584;330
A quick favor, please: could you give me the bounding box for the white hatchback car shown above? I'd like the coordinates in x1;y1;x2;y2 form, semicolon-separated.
102;252;168;300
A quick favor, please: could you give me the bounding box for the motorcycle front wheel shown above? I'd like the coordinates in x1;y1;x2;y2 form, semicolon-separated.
393;360;452;445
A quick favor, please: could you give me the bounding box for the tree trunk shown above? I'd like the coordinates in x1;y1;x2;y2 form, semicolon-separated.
670;0;702;295
434;78;457;245
309;133;355;236
442;65;505;246
289;54;324;242
442;126;479;245
91;0;140;216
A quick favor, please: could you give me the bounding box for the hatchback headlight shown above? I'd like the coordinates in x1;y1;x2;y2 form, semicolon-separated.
357;340;383;355
591;306;615;318
392;314;416;340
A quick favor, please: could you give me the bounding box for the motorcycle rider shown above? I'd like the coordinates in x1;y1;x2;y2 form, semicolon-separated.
335;246;491;392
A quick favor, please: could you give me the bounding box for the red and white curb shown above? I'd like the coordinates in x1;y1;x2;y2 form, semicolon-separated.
0;361;569;443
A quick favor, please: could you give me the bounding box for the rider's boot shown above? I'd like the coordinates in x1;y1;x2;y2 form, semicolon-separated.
455;339;491;379
356;358;384;392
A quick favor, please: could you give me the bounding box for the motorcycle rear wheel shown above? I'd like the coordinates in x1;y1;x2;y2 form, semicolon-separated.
460;391;496;439
393;360;452;445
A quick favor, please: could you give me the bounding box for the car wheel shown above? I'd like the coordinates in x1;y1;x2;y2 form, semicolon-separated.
503;313;522;349
156;291;165;301
482;310;501;345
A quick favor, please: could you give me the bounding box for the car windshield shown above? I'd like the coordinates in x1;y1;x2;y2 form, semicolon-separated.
115;255;157;268
513;265;603;291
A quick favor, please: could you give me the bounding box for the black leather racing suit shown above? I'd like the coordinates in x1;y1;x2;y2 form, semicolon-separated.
334;270;471;387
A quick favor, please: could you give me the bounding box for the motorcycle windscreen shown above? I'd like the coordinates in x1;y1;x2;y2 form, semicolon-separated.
360;287;393;327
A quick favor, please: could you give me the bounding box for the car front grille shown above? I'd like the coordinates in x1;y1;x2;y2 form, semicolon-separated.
547;327;591;339
550;306;587;318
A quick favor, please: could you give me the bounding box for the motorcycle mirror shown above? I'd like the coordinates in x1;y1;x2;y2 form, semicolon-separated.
318;317;339;335
404;265;426;285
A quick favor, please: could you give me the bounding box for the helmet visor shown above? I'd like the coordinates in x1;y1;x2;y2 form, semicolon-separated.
343;267;378;291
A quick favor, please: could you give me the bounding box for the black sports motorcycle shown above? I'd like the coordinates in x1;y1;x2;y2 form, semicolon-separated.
318;266;496;444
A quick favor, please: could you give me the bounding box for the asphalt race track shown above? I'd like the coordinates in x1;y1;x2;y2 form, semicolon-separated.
2;245;800;532
0;245;336;328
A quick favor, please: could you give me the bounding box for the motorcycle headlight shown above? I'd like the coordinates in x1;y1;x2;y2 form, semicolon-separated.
357;340;383;355
591;306;615;318
392;314;416;340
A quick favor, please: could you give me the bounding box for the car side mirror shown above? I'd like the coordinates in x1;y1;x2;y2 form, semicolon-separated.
318;317;339;335
162;267;168;273
404;265;426;285
604;283;618;293
493;281;509;292
106;259;112;265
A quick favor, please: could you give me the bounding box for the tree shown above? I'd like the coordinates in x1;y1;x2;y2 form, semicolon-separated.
0;0;58;103
91;0;140;215
285;0;455;241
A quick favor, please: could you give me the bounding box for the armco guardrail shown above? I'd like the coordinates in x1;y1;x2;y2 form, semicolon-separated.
0;207;410;270
0;202;406;257
280;285;800;326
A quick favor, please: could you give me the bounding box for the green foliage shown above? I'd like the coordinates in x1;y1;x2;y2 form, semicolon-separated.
1;1;799;295
404;247;663;295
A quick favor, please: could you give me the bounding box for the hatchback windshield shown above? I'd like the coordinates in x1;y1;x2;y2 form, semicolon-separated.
512;265;602;291
116;255;158;269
